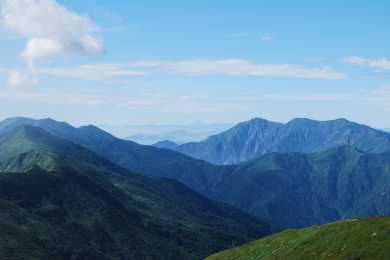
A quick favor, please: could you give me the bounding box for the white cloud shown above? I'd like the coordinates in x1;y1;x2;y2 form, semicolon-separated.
342;57;390;69
305;57;323;62
6;69;36;87
369;59;390;69
0;0;104;86
341;57;369;66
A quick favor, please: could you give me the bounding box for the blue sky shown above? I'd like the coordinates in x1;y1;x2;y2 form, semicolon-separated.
0;0;390;127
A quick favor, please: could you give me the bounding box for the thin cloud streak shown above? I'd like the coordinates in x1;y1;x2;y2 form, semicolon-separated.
0;90;385;114
26;59;349;82
39;67;148;81
342;57;390;69
260;34;276;41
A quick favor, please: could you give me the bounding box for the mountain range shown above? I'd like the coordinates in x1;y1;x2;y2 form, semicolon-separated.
1;117;390;230
0;124;282;259
168;117;390;165
97;122;233;143
124;129;218;145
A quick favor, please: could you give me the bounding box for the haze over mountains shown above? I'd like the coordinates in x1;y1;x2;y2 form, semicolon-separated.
168;117;390;165
97;122;234;145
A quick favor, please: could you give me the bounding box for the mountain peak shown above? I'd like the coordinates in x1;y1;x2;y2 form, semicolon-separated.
78;124;115;139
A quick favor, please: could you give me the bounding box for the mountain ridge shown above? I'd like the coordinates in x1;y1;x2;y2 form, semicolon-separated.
172;117;390;165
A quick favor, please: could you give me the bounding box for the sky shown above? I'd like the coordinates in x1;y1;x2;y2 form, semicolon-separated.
0;0;389;128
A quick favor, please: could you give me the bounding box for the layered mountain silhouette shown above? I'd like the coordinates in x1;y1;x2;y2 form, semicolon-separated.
2;117;390;258
0;124;282;259
1;117;390;230
168;117;390;165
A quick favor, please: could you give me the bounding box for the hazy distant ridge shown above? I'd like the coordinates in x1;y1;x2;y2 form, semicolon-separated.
172;117;390;165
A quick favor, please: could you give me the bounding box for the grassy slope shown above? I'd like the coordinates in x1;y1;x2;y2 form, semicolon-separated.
206;215;390;260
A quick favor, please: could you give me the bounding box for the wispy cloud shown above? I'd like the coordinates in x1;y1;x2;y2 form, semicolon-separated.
0;91;249;113
0;90;374;114
92;5;121;22
0;59;349;84
342;57;390;69
0;0;104;87
104;79;152;85
128;59;348;79
358;86;390;111
367;85;390;97
39;65;148;81
260;34;276;41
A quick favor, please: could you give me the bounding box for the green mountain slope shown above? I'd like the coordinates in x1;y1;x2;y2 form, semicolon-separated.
207;145;390;228
0;125;282;259
206;215;390;260
0;165;192;260
0;117;227;196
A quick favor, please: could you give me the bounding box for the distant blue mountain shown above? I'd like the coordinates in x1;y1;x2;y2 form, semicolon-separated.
172;117;390;165
97;122;234;143
152;140;180;149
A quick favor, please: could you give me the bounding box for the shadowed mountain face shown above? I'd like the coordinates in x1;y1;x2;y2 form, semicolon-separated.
1;117;390;230
172;117;390;165
0;125;282;259
206;215;390;260
205;145;390;228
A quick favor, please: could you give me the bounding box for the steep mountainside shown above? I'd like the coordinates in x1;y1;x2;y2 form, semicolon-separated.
0;125;282;259
0;165;193;260
0;117;226;196
173;117;390;165
206;145;390;228
206;216;390;260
